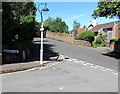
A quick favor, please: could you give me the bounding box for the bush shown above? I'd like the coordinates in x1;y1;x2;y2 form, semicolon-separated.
92;35;107;47
75;30;94;42
96;35;106;44
110;38;119;42
74;35;80;40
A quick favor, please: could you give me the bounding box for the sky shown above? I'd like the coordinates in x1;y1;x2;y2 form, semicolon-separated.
35;2;118;31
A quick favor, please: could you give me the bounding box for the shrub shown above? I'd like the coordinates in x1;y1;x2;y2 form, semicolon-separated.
92;35;107;47
75;30;94;42
95;35;106;44
110;38;119;42
74;35;80;40
92;40;100;47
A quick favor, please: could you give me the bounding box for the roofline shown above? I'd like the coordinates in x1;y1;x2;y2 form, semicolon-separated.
97;20;120;26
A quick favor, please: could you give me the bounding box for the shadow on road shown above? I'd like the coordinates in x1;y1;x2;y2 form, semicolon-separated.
28;39;59;62
102;52;120;59
2;39;59;65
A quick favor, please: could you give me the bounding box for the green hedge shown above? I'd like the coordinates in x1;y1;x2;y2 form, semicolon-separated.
75;30;94;42
110;38;119;42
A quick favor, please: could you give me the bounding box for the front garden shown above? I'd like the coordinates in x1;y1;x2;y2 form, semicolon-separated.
74;30;120;54
74;30;107;47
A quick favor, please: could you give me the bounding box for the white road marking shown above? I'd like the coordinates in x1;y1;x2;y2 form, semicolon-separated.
62;55;118;76
82;64;88;66
100;69;107;71
59;87;64;90
108;69;115;72
74;61;80;63
72;58;77;61
79;61;85;63
90;66;98;69
86;63;94;66
67;59;73;62
112;72;118;75
105;68;111;71
95;65;104;69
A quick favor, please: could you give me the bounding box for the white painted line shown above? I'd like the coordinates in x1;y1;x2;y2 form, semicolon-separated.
90;66;97;69
100;69;107;71
64;57;118;75
79;61;85;63
59;87;64;90
112;72;118;75
74;61;80;63
72;59;77;61
82;64;88;66
108;69;115;72
86;63;94;66
105;68;111;71
67;59;72;62
95;65;104;69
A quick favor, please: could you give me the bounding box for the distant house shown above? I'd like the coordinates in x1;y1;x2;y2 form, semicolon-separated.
77;18;98;35
87;18;98;30
77;28;86;35
89;21;120;42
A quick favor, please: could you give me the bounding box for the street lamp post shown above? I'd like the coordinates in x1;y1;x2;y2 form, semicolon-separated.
38;3;49;65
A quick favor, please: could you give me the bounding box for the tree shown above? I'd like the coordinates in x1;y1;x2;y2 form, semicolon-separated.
45;17;68;33
2;2;36;50
34;21;41;36
83;25;86;28
92;0;120;19
72;20;80;32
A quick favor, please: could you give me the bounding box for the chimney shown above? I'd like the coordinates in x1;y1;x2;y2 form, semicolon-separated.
93;18;98;26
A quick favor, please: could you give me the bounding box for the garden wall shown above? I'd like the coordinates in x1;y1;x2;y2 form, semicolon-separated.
46;32;91;47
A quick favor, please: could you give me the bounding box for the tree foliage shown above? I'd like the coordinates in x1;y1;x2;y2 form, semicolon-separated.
75;31;95;42
92;0;120;19
72;20;80;32
45;17;68;33
2;2;36;50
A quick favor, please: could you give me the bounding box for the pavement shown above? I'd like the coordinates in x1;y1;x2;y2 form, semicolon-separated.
1;61;53;74
1;54;63;74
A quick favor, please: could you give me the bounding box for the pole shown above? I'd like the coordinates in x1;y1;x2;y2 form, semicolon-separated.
38;3;49;65
40;10;43;65
40;26;43;65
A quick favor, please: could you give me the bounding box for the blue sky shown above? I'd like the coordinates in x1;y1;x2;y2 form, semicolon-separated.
35;2;118;30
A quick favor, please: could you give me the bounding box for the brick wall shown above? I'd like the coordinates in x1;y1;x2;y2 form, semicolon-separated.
46;32;91;47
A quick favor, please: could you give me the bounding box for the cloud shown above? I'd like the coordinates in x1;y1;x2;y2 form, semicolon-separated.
64;14;86;21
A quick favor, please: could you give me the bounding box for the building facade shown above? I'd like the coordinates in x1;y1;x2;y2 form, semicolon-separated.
89;21;120;41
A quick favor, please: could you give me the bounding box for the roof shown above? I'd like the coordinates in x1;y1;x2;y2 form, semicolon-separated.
89;21;120;32
77;28;86;35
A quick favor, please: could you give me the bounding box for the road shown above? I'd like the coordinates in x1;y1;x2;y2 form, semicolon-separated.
44;38;118;71
2;38;118;92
